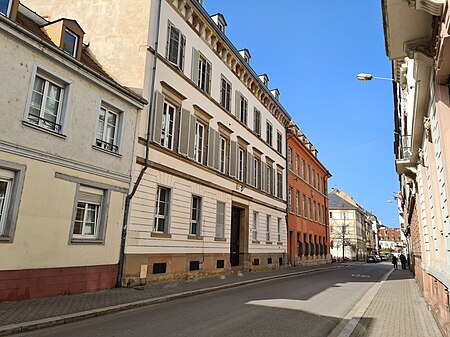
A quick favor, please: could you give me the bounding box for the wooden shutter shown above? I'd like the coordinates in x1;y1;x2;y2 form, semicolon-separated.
208;126;215;168
191;48;200;85
261;162;266;192
235;90;240;120
178;108;190;156
247;153;253;186
271;168;276;196
229;140;237;178
188;115;196;159
214;131;220;170
152;91;165;143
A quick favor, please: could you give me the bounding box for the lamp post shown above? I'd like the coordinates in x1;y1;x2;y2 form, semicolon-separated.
356;73;394;82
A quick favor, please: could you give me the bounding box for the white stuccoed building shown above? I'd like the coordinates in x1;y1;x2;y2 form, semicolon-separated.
24;0;291;284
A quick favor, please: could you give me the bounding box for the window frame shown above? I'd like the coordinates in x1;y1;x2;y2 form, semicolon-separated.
253;108;261;136
219;136;227;174
0;162;25;243
25;64;72;136
95;103;123;154
254;158;260;190
238;94;248;125
277;218;282;242
160;100;176;150
220;76;232;112
167;21;186;70
277;171;283;198
198;54;212;94
252;211;258;241
288;147;293;170
238;148;246;182
190;195;202;236
296;190;300;215
194;121;205;164
266;121;273;146
266;214;271;242
288;186;293;213
216;201;225;239
154;186;171;234
63;29;78;57
277;131;283;154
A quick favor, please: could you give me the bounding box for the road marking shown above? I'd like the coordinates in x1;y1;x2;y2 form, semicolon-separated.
328;268;393;337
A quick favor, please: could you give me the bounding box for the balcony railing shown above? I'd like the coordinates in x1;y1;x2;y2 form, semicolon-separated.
399;135;412;160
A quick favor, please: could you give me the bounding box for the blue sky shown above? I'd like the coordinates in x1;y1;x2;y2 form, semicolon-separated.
204;0;399;227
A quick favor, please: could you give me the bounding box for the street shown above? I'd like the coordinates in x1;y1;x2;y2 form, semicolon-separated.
13;264;391;337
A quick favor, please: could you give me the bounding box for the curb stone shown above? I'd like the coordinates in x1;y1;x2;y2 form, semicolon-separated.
0;264;349;336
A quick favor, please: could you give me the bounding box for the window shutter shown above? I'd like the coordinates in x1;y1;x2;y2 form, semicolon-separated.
78;186;103;204
180;34;186;70
214;131;220;170
271;168;276;196
229;140;237;178
235;91;240;120
261;162;266;192
188;115;196;159
208;126;215;168
191;48;200;85
247;153;253;185
178;108;190;156
206;61;212;94
152;91;165;144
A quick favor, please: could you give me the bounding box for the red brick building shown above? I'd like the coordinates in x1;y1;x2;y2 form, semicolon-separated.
287;124;331;266
378;227;402;242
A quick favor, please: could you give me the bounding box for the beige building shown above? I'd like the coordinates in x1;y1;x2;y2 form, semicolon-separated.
382;0;450;334
0;1;145;301
25;0;291;285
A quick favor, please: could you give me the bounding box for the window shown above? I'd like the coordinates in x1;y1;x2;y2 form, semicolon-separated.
253;109;261;135
190;196;202;236
238;148;245;182
266;215;271;241
266;121;273;146
96;105;120;153
296;190;300;215
238;95;248;125
159;101;176;150
0;0;11;16
254;158;260;189
302;160;306;180
167;22;186;70
219;136;227;174
308;197;312;219
216;201;225;238
154;186;171;233
277;218;282;242
63;29;78;57
277;171;283;198
308;164;311;184
313;201;317;221
302;194;306;217
318;203;322;223
295;154;300;175
266;165;272;194
288;187;293;213
312;169;316;187
28;74;65;132
277;132;283;154
288;147;292;170
252;211;258;241
194;122;205;164
220;77;231;111
73;186;104;240
0;169;13;237
198;54;211;94
317;173;320;190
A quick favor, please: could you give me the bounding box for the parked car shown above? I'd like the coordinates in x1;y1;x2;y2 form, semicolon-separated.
375;255;382;262
380;255;388;261
367;255;377;263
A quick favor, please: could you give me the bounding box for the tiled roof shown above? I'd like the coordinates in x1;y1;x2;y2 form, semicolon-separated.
328;193;358;210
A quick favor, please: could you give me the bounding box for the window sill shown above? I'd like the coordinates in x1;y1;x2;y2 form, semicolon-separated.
214;237;226;242
266;241;273;245
22;121;66;139
0;236;13;243
70;238;104;244
92;145;122;158
151;232;172;238
252;240;260;244
188;235;203;240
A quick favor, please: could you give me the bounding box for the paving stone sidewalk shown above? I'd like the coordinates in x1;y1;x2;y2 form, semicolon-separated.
351;268;443;337
0;263;347;334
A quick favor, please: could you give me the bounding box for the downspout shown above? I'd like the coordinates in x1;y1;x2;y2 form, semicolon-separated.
117;0;163;287
286;127;296;267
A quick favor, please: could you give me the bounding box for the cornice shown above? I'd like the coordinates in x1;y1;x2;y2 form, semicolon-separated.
166;0;291;127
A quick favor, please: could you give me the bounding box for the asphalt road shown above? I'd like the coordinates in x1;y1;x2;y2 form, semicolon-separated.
14;263;391;337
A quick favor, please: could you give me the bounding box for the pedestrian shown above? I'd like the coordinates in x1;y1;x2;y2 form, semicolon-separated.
392;255;398;269
400;253;407;269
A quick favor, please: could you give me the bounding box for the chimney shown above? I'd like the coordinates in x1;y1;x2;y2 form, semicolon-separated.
210;13;227;34
239;49;251;64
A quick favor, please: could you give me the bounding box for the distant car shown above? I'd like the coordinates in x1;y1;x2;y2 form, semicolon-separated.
367;255;377;263
380;256;388;261
375;255;382;262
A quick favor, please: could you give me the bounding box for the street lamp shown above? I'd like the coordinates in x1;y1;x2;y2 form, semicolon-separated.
356;73;394;82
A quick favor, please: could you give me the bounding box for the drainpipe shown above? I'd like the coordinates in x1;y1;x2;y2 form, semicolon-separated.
286;126;296;267
117;0;163;287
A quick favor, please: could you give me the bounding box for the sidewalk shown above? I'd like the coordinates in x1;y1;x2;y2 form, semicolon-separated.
0;263;348;336
349;267;442;337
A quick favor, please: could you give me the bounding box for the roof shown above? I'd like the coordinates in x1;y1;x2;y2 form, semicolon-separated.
328;192;358;210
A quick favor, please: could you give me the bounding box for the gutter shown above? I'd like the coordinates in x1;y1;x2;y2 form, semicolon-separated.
0;14;147;106
116;0;163;287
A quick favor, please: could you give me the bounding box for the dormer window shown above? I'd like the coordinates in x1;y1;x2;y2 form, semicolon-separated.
210;13;227;34
63;29;78;57
0;0;12;16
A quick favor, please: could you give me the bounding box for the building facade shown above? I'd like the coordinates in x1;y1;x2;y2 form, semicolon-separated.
24;0;292;285
287;123;331;266
382;0;450;335
0;1;145;301
329;189;374;261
